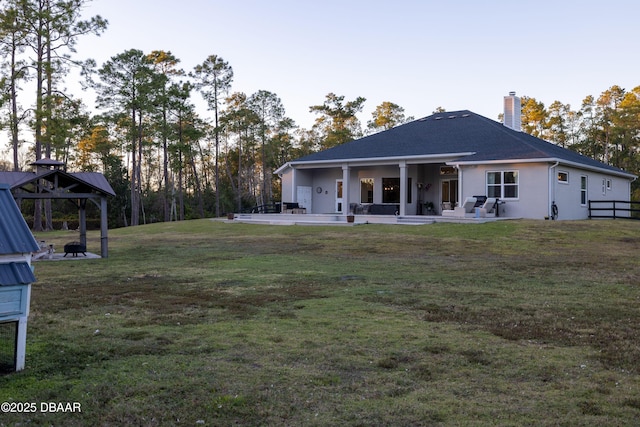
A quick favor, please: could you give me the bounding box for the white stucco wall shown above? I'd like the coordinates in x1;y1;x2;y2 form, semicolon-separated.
542;165;631;219
459;163;549;219
280;161;633;219
280;169;293;204
309;168;343;213
460;162;633;220
574;169;631;218
280;167;345;213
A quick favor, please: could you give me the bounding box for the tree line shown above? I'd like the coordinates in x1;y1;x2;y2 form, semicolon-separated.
519;86;640;200
0;1;413;228
1;1;638;229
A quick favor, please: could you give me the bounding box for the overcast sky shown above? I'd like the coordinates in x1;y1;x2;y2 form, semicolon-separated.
74;0;640;129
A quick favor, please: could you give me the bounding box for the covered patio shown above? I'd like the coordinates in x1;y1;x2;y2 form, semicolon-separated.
278;159;469;219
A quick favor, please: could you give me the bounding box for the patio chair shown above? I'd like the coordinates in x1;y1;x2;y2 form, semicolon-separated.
442;197;477;217
478;197;497;217
460;197;477;213
441;201;453;216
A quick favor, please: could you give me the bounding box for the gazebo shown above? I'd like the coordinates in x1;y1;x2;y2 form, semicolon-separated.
0;159;116;258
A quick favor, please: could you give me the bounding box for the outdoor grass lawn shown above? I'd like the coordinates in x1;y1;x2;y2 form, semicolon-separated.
1;219;639;426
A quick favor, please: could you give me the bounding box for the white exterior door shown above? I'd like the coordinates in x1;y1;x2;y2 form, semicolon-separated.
335;180;343;213
297;186;312;212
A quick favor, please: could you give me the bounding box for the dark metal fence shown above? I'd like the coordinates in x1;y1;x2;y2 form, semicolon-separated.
247;203;282;214
588;200;640;220
0;321;17;374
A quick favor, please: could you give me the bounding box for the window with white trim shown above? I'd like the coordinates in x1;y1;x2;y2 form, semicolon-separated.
360;178;374;203
487;171;519;199
558;171;569;184
580;176;587;206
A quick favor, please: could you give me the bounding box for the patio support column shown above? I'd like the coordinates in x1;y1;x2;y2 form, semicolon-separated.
399;161;407;216
342;164;351;216
291;167;298;203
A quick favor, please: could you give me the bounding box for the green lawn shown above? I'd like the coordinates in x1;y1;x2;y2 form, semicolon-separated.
1;219;639;426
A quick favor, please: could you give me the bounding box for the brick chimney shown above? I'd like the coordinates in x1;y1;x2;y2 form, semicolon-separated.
503;91;521;131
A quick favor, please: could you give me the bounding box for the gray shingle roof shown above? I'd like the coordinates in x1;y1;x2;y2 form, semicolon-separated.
291;110;633;177
0;184;39;255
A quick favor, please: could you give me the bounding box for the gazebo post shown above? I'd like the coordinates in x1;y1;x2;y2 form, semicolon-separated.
79;198;87;247
100;196;108;258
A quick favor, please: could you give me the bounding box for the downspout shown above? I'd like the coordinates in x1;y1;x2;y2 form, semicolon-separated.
549;161;559;218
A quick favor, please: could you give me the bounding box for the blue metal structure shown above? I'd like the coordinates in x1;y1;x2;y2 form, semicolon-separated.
0;184;38;372
0;184;40;257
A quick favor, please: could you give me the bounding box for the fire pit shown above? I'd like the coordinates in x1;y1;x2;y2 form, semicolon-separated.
63;242;86;257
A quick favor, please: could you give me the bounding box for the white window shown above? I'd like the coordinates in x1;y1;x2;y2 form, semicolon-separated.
558;171;569;184
606;179;612;191
580;176;587;206
487;171;518;199
360;178;374;203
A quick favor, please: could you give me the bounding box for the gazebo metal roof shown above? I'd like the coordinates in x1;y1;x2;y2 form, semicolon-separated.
0;160;115;258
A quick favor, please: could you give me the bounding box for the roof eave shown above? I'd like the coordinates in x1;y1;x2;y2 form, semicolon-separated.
274;162;290;175
454;157;637;179
283;152;476;170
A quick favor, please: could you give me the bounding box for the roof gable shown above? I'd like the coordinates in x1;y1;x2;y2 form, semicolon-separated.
288;110;633;178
